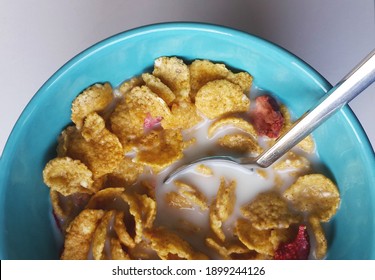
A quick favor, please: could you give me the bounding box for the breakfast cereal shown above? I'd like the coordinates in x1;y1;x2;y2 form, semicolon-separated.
42;56;340;260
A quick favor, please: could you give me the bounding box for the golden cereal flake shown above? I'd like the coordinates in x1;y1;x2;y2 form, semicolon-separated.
208;116;258;139
110;237;131;260
135;129;185;173
118;76;144;96
144;227;207;260
110;86;172;151
71;83;113;129
283;174;340;222
205;237;255;260
153;57;191;101
122;193;157;244
43;157;94;196
241;191;300;230
195;164;214;176
142;73;176;105
209;200;226;242
209;178;236;242
92;210;114;260
195;79;250;119
308;215;327;259
234;218;274;256
165;192;193;209
113;211;136;248
173;180;208;211
216;177;236;221
226;71;253;93
218;133;263;155
105;157;144;188
161;100;202;129
61;209;105;260
189;59;230;100
61;114;124;179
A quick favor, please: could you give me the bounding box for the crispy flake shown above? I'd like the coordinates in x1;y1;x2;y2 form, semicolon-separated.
86;187;126;210
135;129;184;173
61;209;105;259
283;174;340;222
195;79;250;119
162;100;202;129
144;227;207;260
153;57;191;101
173;180;208;211
241;191;300;230
208;116;257;139
113;211;136;248
110;237;131;260
189;60;230;100
71;83;113;129
165;192;193;209
195;164;214;176
142;73;176;105
105;157;144;188
61;114;124;179
308;215;327;259
218;133;263;155
43;157;94;196
122;193;157;243
92;210;114;260
234;218;274;256
110;86;172;151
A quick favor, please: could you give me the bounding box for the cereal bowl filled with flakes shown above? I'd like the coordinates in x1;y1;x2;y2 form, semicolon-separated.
0;23;374;260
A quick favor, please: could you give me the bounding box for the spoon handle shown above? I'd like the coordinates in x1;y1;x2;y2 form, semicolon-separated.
255;49;375;168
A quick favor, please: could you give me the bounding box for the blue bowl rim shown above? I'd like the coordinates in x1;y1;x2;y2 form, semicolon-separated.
0;22;374;259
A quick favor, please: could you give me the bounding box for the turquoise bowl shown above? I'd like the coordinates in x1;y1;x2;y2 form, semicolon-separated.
1;23;374;259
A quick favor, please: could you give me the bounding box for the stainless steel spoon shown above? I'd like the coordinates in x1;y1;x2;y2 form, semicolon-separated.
164;49;375;183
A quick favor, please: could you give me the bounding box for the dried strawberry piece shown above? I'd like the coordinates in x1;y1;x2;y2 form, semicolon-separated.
144;113;163;131
274;225;310;260
250;95;284;138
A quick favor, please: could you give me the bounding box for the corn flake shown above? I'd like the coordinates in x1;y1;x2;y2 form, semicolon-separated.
71;83;113;129
105;157;144;188
153;57;191;101
92;210;114;260
135;129;184;173
122;193;157;243
162;100;202;129
283;174;340;222
142;73;176;105
43;157;94;196
208;116;258;139
113;211;136;248
110;237;131;260
144;227;207;260
241;191;300;230
110;86;172;151
218;133;263;155
308;215;327;259
189;60;230;100
195;164;214;176
234;218;274;256
61;209;105;259
195;79;250;119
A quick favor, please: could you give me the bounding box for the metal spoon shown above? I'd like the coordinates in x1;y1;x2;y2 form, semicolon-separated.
164;49;375;183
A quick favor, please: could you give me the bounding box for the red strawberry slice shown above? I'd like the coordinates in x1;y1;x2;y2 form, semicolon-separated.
250;95;284;138
274;225;310;260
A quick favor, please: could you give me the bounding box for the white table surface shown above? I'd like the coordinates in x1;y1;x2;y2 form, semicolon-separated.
1;0;374;156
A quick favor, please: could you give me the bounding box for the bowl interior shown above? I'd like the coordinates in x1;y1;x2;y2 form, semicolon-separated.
1;23;374;259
